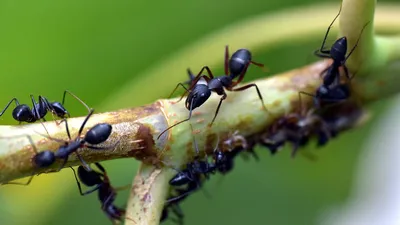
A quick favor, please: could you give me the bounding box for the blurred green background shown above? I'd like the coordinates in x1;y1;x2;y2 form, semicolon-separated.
0;0;397;224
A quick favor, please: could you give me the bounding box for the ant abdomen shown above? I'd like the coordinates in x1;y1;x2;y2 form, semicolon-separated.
84;123;112;145
12;105;33;122
33;151;56;168
77;166;103;186
229;49;252;77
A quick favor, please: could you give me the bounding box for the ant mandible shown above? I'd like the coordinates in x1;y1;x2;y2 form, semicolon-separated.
157;46;266;139
70;163;129;224
0;90;90;124
299;3;370;107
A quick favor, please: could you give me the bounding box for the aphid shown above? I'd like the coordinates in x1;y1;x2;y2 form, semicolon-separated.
299;4;370;107
158;46;266;139
260;109;331;157
37;109;118;172
0;90;90;124
70;163;128;224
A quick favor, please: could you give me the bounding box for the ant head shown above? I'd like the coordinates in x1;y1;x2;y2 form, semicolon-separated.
185;84;211;110
84;123;112;145
330;37;347;63
77;165;103;186
50;102;69;118
33;150;55;168
229;49;251;77
12;104;33;122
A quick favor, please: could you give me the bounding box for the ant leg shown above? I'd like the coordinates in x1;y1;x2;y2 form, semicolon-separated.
344;21;371;63
168;82;189;103
190;124;200;155
298;91;318;111
62;90;91;114
315;2;342;55
78;109;95;136
250;60;265;68
75;152;92;171
2;173;35;186
171;204;184;225
209;93;227;127
0;98;20;117
30;95;43;122
157;97;195;140
94;162;106;173
314;51;332;58
196;66;215;79
224;45;229;75
230;83;268;112
69;166;101;195
56;157;69;172
113;184;131;192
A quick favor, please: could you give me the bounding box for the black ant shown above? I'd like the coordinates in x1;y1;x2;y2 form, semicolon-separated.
299;4;370;107
166;126;218;203
70;163;128;224
157;46;266;139
1;111;117;186
0;90;90;124
42;109;118;172
0;134;57;186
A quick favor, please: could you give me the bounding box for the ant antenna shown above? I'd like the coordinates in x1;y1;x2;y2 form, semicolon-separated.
62;90;91;114
157;97;195;140
317;2;343;54
344;21;371;63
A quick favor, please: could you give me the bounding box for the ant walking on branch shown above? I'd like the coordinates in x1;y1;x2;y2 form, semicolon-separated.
70;163;129;224
2;110;118;186
0;90;90;124
299;3;370;107
157;46;267;139
36;109;119;172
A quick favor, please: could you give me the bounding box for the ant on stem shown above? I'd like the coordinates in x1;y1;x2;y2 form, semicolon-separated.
157;46;266;139
70;163;129;224
299;3;370;107
166;127;217;203
1;111;118;186
0;90;90;125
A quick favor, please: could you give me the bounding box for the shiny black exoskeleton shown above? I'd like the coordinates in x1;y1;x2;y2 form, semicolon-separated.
300;4;369;107
52;109;116;171
70;163;125;224
0;135;56;186
157;46;266;140
36;109;117;172
166;132;217;203
0;90;90;124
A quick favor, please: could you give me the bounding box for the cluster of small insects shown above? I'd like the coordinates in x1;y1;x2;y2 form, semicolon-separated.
0;3;370;225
